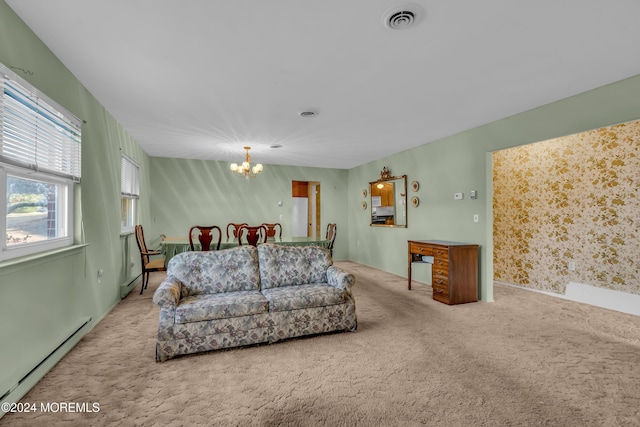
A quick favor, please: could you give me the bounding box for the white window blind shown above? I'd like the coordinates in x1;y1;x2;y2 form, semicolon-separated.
121;155;139;198
0;64;82;181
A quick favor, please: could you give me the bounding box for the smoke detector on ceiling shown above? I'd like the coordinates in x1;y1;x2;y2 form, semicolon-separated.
382;3;424;30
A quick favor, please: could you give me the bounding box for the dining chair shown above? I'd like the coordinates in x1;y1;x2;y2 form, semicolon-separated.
261;223;282;241
226;222;248;242
237;224;268;246
189;225;222;251
326;223;337;257
134;224;167;294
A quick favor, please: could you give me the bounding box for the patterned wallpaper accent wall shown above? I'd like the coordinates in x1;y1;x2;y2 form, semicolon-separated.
493;120;640;295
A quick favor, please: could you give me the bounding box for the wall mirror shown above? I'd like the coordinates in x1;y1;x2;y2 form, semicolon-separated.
369;167;407;228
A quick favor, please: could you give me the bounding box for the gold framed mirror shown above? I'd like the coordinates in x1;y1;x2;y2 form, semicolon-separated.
369;167;407;228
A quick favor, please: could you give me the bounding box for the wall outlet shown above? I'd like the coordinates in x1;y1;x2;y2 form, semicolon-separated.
568;262;575;271
97;268;104;284
454;192;464;200
473;214;479;223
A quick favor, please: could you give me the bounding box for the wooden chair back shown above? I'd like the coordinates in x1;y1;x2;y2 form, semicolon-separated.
261;223;282;240
226;223;248;241
134;224;167;294
237;225;268;246
189;225;222;251
326;223;337;257
135;224;151;265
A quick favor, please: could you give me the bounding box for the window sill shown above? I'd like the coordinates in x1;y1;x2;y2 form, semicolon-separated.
0;243;89;277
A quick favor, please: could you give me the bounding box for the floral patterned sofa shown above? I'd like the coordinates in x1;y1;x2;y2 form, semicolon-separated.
152;243;357;361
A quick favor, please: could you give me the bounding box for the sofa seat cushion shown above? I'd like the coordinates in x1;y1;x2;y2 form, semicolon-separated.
258;243;332;289
175;290;269;324
261;284;345;312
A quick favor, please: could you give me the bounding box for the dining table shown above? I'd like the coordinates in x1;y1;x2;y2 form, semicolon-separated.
160;236;331;265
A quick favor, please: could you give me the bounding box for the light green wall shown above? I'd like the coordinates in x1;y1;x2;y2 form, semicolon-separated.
0;1;150;406
347;137;489;296
148;157;349;260
347;74;640;301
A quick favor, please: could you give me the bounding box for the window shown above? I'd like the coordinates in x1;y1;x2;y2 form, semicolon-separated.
120;154;139;232
2;166;73;258
1;63;81;260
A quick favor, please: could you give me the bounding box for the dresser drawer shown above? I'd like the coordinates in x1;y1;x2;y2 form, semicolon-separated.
432;276;448;288
410;244;433;256
432;283;449;303
433;259;449;277
433;267;448;278
433;257;448;268
432;246;449;259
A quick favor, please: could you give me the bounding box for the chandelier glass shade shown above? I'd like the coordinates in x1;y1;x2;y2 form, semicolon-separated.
230;146;263;179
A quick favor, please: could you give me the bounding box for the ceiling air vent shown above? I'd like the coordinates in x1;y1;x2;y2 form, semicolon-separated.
382;3;424;30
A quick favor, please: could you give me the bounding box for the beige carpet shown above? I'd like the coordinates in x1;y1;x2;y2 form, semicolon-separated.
2;262;640;426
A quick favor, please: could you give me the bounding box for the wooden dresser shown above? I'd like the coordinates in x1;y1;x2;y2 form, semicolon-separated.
408;240;479;305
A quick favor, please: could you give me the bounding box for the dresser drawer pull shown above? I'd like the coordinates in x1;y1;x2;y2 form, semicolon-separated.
434;288;443;293
435;269;447;275
435;279;445;284
436;250;445;255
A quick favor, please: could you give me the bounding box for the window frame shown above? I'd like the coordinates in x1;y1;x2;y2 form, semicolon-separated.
1;62;81;261
120;154;139;233
1;163;75;261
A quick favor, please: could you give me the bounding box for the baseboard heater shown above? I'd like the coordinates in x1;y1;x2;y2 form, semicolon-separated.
1;317;91;403
120;274;142;299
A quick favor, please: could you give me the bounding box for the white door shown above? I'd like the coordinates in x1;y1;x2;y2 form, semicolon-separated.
291;197;308;237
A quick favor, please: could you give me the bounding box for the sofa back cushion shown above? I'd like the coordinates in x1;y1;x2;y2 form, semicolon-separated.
167;245;260;297
258;243;332;289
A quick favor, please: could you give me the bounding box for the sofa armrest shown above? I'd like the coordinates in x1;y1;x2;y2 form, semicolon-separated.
152;276;182;308
327;266;355;293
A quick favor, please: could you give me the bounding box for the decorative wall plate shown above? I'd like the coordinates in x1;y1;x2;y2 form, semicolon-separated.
411;181;419;192
361;201;367;210
361;188;367;198
411;196;419;207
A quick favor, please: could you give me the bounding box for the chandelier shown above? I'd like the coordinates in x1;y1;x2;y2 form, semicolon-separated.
230;146;264;178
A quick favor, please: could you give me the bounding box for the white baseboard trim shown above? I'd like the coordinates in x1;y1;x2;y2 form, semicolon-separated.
564;282;640;317
496;281;640;317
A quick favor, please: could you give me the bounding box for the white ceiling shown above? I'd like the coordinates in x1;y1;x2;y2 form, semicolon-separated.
7;1;640;169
